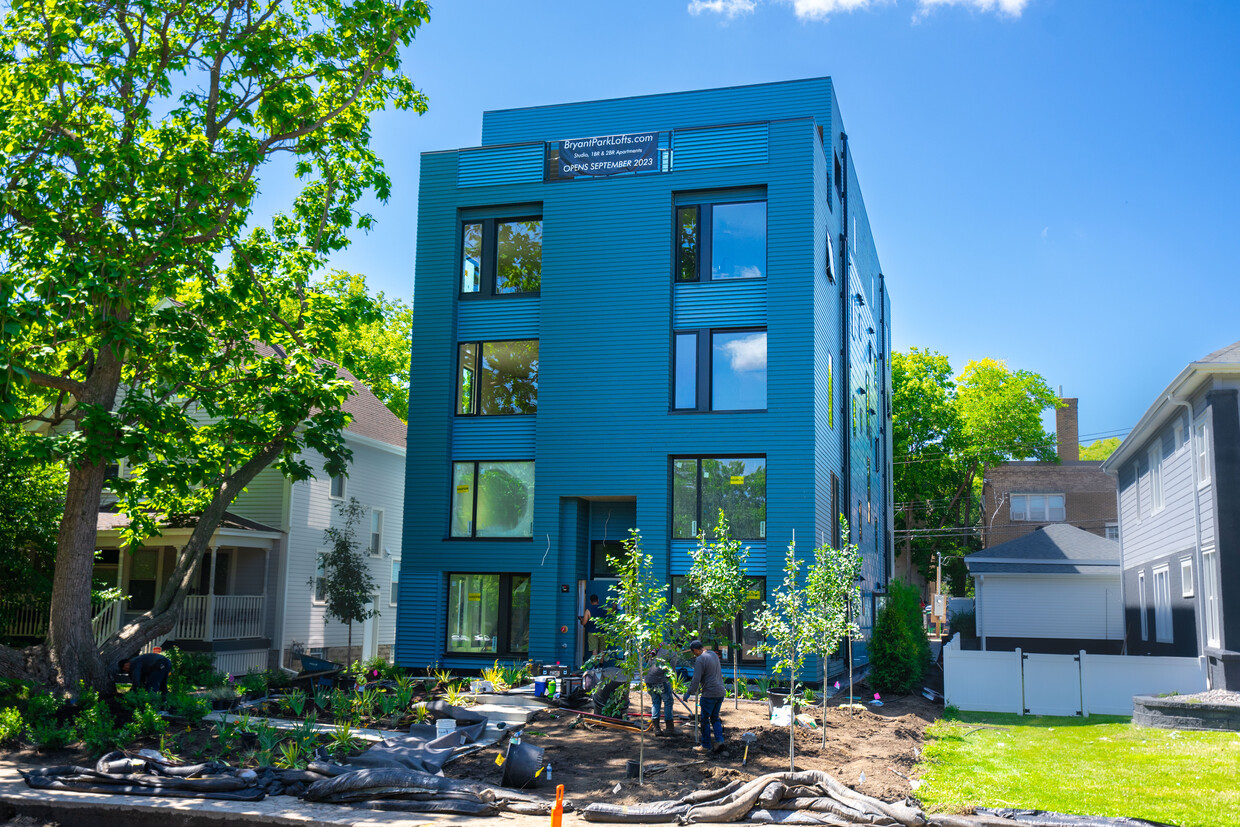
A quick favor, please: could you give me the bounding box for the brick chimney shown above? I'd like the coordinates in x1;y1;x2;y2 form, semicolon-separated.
1056;398;1079;462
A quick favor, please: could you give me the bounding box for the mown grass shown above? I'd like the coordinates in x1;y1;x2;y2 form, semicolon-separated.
916;711;1240;827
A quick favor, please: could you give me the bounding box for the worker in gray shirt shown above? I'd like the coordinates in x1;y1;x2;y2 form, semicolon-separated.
682;640;726;752
645;645;678;737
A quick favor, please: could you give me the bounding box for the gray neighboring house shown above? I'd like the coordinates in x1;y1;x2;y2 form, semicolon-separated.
1101;340;1240;690
964;523;1122;654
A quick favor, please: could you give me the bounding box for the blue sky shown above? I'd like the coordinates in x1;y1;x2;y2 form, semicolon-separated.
260;0;1240;446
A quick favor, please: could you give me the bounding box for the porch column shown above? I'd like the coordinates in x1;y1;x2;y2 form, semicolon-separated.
263;547;271;640
205;545;219;641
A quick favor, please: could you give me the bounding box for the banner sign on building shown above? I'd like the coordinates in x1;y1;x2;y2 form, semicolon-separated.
556;131;659;178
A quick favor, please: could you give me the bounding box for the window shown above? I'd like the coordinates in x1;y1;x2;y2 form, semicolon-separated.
330;473;346;499
457;340;539;416
674;200;766;282
670;576;766;662
314;553;327;603
1153;565;1172;644
827;354;834;429
1105;523;1119;542
1180;557;1194;598
1203;548;1221;648
673;457;766;540
591;540;624;580
460;217;541;296
673;328;767;412
1195;421;1211;484
831;472;840;547
1009;494;1065;522
1148;445;1164;513
370;509;384;557
389;559;400;606
451;461;535;538
825;231;836;283
1138;570;1148;641
446;573;530;656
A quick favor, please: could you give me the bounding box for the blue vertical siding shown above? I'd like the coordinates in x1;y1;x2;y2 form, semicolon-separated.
399;78;891;678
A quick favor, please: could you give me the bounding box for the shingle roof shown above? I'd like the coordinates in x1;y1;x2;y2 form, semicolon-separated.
965;523;1120;575
337;364;406;450
97;509;281;534
1199;340;1240;365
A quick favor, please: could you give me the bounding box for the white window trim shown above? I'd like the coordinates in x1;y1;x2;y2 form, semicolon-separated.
1105;522;1119;542
389;557;400;607
313;551;328;605
1195;421;1211;487
1148;445;1164;514
1203;547;1221;648
1180;556;1194;598
1009;493;1066;523
1152;564;1173;644
1173;419;1186;453
1138;570;1148;642
370;508;384;558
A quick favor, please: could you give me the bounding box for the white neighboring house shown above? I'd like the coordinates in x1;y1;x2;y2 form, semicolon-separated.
963;523;1123;655
89;368;406;676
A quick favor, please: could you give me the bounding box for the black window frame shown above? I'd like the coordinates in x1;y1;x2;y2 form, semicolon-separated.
456;338;540;417
449;460;535;540
672;326;767;413
590;540;625;580
444;572;531;658
672;455;767;541
670;575;767;663
673;197;768;283
459;215;543;299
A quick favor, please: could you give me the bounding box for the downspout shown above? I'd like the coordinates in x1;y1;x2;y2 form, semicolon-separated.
1111;483;1127;656
839;131;851;543
1168;393;1211;688
976;574;985;651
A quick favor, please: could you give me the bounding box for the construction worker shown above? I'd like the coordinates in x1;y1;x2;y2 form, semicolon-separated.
683;640;726;752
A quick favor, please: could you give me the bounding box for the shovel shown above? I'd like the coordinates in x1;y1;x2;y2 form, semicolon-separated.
740;732;757;766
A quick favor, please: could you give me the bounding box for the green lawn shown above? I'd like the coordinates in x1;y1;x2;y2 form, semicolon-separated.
916;712;1240;827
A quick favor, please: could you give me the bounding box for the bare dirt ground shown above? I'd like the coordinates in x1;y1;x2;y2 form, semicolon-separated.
448;679;942;808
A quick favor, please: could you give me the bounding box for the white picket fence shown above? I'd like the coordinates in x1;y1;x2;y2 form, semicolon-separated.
943;633;1207;716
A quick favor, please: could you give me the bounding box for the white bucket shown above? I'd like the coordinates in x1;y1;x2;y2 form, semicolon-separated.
435;719;456;739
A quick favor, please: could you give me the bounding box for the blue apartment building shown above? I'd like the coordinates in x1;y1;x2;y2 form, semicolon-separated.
397;78;894;677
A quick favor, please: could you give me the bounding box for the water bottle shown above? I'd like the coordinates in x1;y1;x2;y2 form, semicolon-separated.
546;763;553;781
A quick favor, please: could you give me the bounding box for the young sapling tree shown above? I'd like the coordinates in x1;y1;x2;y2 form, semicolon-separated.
317;497;378;669
686;511;752;709
805;518;863;749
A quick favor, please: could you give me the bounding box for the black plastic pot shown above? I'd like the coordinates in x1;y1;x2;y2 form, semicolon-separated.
767;690;799;712
500;740;545;790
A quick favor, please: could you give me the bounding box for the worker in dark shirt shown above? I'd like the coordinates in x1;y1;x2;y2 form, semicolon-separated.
580;594;608;657
683;639;726;752
119;653;172;696
645;645;678;736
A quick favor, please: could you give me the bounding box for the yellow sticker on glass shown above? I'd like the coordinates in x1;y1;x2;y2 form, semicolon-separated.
456;485;470;493
730;475;744;485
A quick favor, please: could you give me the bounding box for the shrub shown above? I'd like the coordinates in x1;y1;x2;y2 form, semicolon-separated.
868;579;930;695
166;647;227;691
126;700;169;741
27;719;73;750
165;690;210;724
0;706;23;744
77;697;126;756
948;607;976;639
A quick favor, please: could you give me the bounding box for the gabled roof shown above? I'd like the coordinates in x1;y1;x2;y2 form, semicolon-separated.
97;508;281;534
1103;339;1240;473
337;364;406;450
966;523;1120;575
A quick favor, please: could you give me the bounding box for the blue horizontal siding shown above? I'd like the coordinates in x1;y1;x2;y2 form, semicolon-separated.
674;123;769;171
452;417;536;457
670;540;768;575
673;281;767;328
457;298;540;340
458;144;544;188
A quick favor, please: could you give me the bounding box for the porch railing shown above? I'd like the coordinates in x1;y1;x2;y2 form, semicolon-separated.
172;594;265;641
2;599;123;647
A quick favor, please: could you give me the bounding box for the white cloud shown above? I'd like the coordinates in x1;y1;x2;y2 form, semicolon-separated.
787;0;879;21
736;265;764;279
915;0;1029;18
721;332;768;373
688;0;757;18
1041;226;1048;238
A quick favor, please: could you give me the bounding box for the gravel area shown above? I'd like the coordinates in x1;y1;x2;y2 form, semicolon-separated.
1168;689;1240;706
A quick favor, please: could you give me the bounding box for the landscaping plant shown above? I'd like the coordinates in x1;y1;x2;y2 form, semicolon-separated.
317;498;380;668
868;579;930;694
685;511;752;709
804;518;863;747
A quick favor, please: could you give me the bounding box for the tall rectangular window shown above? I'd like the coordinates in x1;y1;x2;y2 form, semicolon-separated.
314;553;328;603
1203;548;1221;647
330;474;346;499
1148;445;1164;513
370;509;384;557
451;461;535;538
446;573;531;656
1138;570;1148;641
673;197;766;282
672;457;766;540
457;340;539;416
1195;421;1211;484
389;559;400;606
1153;565;1173;643
673;328;766;412
460;216;541;297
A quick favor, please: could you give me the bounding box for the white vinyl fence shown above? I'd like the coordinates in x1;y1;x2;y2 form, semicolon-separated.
943;634;1206;716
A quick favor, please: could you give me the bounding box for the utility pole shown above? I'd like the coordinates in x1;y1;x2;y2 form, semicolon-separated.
934;552;943;640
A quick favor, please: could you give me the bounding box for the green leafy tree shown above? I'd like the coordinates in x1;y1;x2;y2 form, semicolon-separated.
804;518;863;749
0;0;430;691
1080;437;1121;461
595;529;677;785
752;536;817;772
868;579;930;695
685;511;751;709
893;350;1060;592
319;498;379;668
0;426;66;629
315;272;413;422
